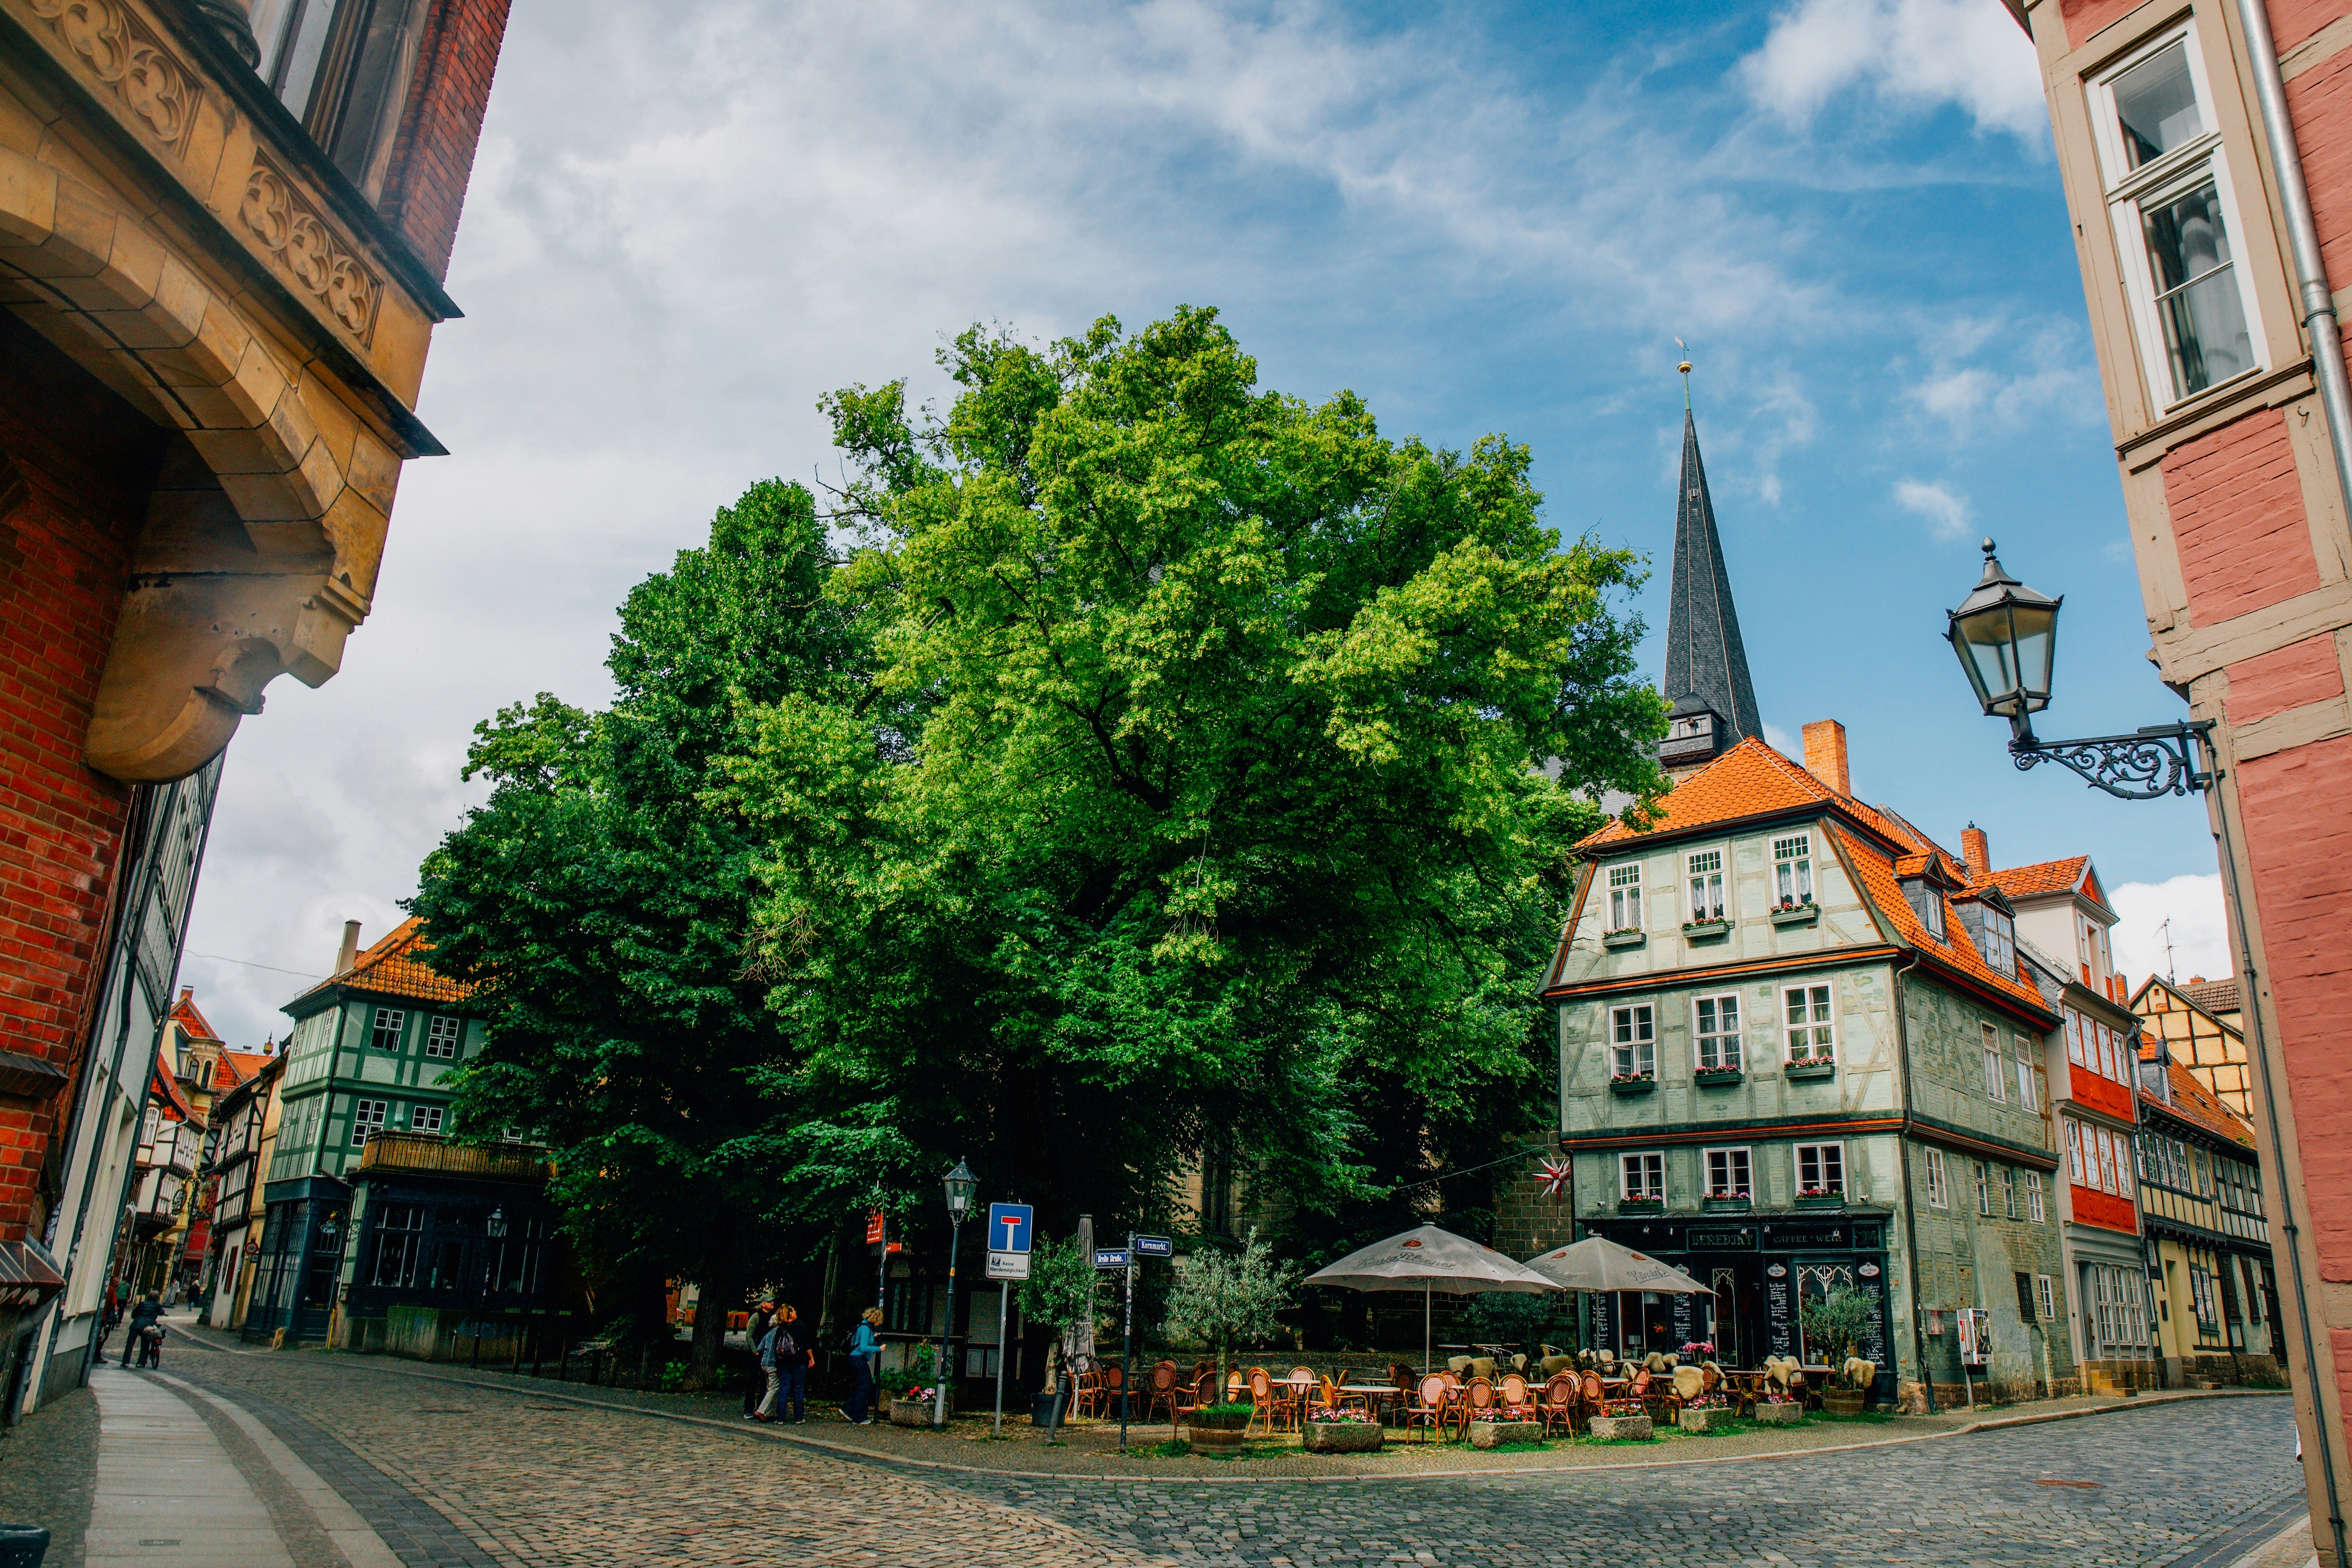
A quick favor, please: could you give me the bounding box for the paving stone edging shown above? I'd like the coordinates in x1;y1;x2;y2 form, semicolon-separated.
226;1330;2281;1487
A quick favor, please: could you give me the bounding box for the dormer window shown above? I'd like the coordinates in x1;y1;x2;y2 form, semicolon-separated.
1687;850;1724;923
1606;863;1643;933
1901;873;1947;941
1772;834;1812;907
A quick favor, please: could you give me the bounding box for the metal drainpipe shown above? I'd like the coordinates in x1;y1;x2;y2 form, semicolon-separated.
1889;949;1936;1414
2212;776;2348;1566
2235;0;2352;523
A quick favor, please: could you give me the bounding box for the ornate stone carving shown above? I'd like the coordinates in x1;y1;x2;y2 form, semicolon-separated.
239;156;382;344
24;0;201;151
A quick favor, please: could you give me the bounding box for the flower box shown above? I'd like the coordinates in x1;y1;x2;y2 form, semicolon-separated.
1678;1405;1736;1433
888;1396;939;1427
1586;1413;1652;1441
1609;1075;1657;1097
1769;902;1819;927
1602;928;1646;950
1700;1195;1752;1214
1753;1401;1803;1426
1693;1066;1742;1087
1682;919;1732;941
1303;1419;1383;1453
1470;1419;1543;1449
1794;1191;1845;1210
1784;1060;1834;1082
1616;1197;1664;1214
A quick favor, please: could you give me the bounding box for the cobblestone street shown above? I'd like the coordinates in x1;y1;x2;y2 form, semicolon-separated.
25;1319;2300;1567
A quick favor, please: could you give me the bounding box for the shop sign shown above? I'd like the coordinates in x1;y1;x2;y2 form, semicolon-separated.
1764;1222;1850;1250
1859;1261;1881;1278
1685;1227;1756;1252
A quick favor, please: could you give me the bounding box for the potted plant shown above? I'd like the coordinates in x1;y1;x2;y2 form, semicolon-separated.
1701;1189;1751;1213
1609;1071;1657;1096
1676;1391;1736;1433
1616;1195;1664;1214
888;1346;947;1425
1018;1236;1100;1438
1303;1407;1384;1452
1693;1064;1742;1086
1602;926;1646;950
1682;917;1732;940
1188;1401;1256;1452
1794;1186;1844;1210
1799;1289;1876;1415
1770;896;1818;927
1161;1228;1296;1396
1785;1054;1834;1081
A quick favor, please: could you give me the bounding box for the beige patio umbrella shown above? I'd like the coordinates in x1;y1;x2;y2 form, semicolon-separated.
1303;1224;1559;1374
1523;1236;1712;1295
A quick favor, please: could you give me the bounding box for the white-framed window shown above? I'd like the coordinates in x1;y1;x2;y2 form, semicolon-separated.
1609;1005;1655;1080
411;1104;445;1134
2090;25;2264;408
2027;1169;2048;1223
1980;905;2016;976
1783;983;1834;1063
1772;834;1812;907
1982;1023;2006;1102
1704;1146;1751;1199
1924;1147;1949;1208
1620;1151;1665;1202
1694;994;1741;1070
370;1007;405;1052
1921;887;1946;941
1606;863;1643;933
1687;849;1724;923
2002;1165;2018;1220
1795;1142;1844;1197
350;1098;387;1148
424;1016;462;1059
2066;1118;2085;1184
2191;1267;2220;1330
2099;1128;2123;1195
2037;1274;2056;1322
2066;1008;2086;1067
2016;1045;2039;1111
1975;1161;1991;1216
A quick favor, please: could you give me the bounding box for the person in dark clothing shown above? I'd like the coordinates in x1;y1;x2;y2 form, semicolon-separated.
775;1305;808;1424
844;1307;881;1424
127;1294;164;1369
741;1301;775;1418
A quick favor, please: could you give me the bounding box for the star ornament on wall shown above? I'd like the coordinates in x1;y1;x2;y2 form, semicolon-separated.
1536;1157;1572;1200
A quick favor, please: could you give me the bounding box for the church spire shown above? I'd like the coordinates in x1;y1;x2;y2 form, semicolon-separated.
1660;387;1763;772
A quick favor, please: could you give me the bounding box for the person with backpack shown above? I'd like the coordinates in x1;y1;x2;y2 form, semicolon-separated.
842;1307;881;1425
752;1310;792;1422
740;1301;774;1419
774;1305;808;1424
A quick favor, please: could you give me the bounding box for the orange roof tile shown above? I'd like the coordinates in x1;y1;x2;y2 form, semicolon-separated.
1579;736;1908;853
287;917;474;1012
1987;857;2091;901
2181;977;2241;1016
149;1059;199;1125
167;989;221;1044
2145;1058;2254;1148
212;1049;270;1092
1828;826;2053;1019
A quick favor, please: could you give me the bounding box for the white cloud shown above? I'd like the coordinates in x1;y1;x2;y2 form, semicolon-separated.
1743;0;2046;138
2109;873;2232;992
1893;478;1971;540
1763;722;1803;762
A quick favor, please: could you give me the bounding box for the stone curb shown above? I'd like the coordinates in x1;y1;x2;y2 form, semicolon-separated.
171;1325;2288;1487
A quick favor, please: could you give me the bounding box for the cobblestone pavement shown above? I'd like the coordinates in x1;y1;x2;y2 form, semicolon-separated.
164;1326;2307;1567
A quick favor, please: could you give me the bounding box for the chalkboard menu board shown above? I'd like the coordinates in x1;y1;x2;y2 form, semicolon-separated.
1764;1269;1796;1358
1857;1262;1891;1367
1589;1290;1614;1350
1670;1288;1698;1347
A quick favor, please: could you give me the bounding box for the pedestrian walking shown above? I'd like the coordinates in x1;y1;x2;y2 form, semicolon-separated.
741;1300;774;1418
93;1290;121;1367
752;1311;789;1422
843;1307;881;1425
127;1294;164;1369
776;1305;808;1424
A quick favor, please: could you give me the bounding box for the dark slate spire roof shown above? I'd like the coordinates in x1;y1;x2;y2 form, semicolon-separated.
1664;408;1763;747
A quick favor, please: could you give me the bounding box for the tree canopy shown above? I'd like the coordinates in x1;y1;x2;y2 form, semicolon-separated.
415;306;1665;1335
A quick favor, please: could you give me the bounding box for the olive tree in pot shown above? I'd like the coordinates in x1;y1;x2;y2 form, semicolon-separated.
1163;1228;1296;1439
1800;1288;1877;1414
1018;1238;1099;1438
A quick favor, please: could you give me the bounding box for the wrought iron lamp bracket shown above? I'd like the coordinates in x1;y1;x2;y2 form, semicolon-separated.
2005;716;2217;800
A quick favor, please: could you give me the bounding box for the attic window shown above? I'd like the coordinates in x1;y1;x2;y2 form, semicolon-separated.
1902;876;1947;941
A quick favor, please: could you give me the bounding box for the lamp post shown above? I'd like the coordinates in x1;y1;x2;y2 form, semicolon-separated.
1947;539;2346;1561
935;1159;977;1429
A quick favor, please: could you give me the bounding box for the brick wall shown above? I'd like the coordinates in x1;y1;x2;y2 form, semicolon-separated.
0;313;163;1237
2061;0;2144;49
2227;634;2347;724
2162;408;2322;626
2270;0;2352;57
2288;37;2352;296
376;0;514;282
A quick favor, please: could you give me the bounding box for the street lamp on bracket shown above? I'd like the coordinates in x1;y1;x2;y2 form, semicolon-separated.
1945;538;2213;799
933;1158;978;1429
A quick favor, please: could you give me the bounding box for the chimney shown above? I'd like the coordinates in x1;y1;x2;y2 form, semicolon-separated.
1802;719;1851;797
1961;823;1990;879
336;920;361;975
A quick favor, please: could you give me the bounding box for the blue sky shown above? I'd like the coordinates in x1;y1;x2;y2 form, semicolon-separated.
180;0;2232;1049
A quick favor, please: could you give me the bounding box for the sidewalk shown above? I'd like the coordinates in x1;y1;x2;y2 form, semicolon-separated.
172;1316;2291;1482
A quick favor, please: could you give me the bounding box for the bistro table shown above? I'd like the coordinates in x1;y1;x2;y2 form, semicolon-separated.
1339;1383;1404;1421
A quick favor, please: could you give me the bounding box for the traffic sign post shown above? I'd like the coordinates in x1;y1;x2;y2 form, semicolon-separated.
983;1204;1033;1438
1093;1247;1129;1269
1119;1235;1136;1451
1134;1235;1172;1257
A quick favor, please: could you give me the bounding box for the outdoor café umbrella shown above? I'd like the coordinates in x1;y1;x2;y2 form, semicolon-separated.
1303;1224;1558;1374
1522;1235;1712;1296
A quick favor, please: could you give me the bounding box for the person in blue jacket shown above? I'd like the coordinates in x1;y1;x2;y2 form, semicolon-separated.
844;1307;881;1425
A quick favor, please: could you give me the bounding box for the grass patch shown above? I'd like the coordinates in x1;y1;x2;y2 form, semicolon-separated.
1584;1435;1658;1446
1476;1440;1558;1454
1137;1439;1190;1458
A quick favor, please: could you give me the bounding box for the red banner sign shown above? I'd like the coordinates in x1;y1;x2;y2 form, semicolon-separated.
865;1209;886;1245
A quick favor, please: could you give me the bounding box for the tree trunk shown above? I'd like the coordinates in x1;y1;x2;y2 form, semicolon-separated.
689;1271;735;1389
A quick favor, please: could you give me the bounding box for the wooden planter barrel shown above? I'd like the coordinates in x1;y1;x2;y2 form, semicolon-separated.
1188;1413;1250;1452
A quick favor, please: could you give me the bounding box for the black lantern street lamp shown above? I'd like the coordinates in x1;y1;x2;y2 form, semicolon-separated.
1945;539;2213;799
933;1159;978;1428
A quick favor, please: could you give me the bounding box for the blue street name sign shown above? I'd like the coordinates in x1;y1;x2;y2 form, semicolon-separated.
1093;1247;1130;1269
1134;1235;1173;1257
987;1203;1035;1254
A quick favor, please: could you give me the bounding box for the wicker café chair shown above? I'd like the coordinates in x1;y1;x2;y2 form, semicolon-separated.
1403;1372;1451;1441
1539;1372;1578;1438
1461;1376;1496;1441
1286;1366;1315;1428
1497;1371;1533;1418
1246;1367;1282;1436
1100;1362;1128;1420
1578;1369;1607;1427
1145;1361;1185;1426
1069;1356;1102;1418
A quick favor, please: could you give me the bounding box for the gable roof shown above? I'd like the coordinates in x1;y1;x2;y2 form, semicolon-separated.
285;917;473;1013
1828;826;2053;1019
213;1049;271;1093
148;1058;199;1125
167;989;221;1044
1579;736;1909;854
1985;856;2114;918
2144;1057;2254;1149
2181;977;2241;1016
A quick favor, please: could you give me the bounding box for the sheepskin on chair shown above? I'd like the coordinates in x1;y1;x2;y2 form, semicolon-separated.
1642;1351;1667;1374
1670;1364;1705;1402
1842;1357;1877;1391
1539;1354;1574;1378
